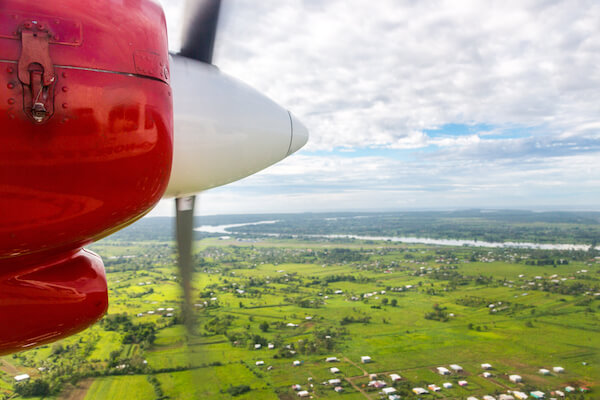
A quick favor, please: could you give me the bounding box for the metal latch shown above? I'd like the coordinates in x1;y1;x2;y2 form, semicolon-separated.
17;23;56;124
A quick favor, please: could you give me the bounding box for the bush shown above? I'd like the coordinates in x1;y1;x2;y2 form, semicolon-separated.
224;385;251;396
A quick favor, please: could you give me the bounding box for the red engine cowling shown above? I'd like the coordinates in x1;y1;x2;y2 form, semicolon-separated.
0;249;108;355
0;0;173;353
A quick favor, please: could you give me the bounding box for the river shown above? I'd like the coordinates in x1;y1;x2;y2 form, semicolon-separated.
194;220;598;251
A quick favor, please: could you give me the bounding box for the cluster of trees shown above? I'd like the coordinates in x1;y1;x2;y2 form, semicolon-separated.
204;315;236;335
223;385;251;396
540;281;597;296
524;258;569;266
424;304;449;322
293;297;322;308
14;379;50;397
226;331;270;349
340;315;371;325
456;296;494;308
379;297;398;306
101;314;156;347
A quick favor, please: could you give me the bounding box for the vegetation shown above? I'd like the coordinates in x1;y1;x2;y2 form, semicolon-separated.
0;212;599;399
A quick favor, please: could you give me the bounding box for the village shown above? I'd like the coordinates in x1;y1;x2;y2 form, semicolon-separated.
281;359;585;399
0;235;598;399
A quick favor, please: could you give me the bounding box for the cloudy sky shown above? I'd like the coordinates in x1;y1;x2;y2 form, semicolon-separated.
150;0;600;216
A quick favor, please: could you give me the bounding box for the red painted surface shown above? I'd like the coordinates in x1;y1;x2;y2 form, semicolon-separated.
0;249;108;356
0;0;173;353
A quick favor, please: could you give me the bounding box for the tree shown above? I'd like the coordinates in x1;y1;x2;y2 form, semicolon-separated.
381;298;389;306
259;321;269;332
51;343;65;355
390;299;398;307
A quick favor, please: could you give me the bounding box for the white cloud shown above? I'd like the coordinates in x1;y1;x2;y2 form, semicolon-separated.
187;0;600;151
154;0;600;214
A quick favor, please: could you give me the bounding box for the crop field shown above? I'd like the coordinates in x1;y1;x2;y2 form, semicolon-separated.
1;233;598;399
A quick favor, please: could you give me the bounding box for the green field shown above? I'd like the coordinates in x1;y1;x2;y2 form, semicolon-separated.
1;234;598;399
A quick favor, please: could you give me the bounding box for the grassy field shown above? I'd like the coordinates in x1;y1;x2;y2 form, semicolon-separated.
84;376;155;399
1;237;598;399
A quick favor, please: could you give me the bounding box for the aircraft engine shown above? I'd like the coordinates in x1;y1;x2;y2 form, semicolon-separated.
0;0;172;354
0;0;309;356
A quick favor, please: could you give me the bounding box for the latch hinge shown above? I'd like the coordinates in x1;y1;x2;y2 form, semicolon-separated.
17;23;56;124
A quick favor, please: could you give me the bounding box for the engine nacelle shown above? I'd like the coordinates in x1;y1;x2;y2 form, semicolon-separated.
164;55;308;197
0;0;171;353
0;0;173;262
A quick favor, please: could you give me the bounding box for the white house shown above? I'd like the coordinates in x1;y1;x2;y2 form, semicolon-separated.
326;357;338;362
467;397;479;400
428;384;441;392
361;356;372;363
382;387;396;395
482;363;493;370
297;390;309;397
328;378;341;385
530;391;545;399
254;344;262;349
256;361;264;366
509;374;522;383
498;395;515;400
412;387;428;395
443;382;453;389
538;368;550;375
389;373;401;382
268;343;275;349
334;386;343;393
450;364;463;372
330;367;340;374
483;372;492;378
293;360;301;366
14;374;30;382
553;366;564;373
437;367;451;375
483;396;496;400
458;380;468;386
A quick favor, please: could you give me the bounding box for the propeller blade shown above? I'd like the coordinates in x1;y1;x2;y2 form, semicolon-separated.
180;0;221;64
175;195;196;333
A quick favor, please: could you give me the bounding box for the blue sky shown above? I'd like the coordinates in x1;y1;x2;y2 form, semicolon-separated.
150;0;600;216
